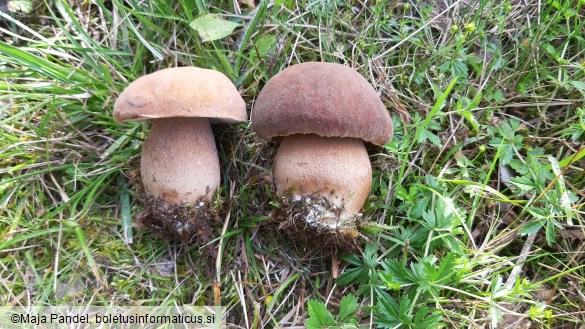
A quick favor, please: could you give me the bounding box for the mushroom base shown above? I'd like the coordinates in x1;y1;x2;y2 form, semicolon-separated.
272;194;361;252
136;195;223;256
273;134;372;230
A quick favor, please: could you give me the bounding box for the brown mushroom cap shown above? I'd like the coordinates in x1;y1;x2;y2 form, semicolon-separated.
252;62;392;146
114;67;246;124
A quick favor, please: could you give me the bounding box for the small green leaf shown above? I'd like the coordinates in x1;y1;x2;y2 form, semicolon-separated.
380;177;389;198
336;267;366;286
548;155;574;225
489;303;502;328
571;81;585;97
438;61;451;73
451;60;469;78
306;300;336;328
509;176;537;192
189;14;240;42
338;294;359;323
519;220;544;235
413;307;442;329
363;242;379;268
419;129;442;147
8;0;33;14
490;89;505;102
255;35;277;56
274;0;294;9
457;108;479;133
414;77;458;146
375;291;405;328
545;220;558;245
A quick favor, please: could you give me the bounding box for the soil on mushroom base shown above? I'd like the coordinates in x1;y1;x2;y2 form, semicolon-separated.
136;195;224;259
269;194;363;253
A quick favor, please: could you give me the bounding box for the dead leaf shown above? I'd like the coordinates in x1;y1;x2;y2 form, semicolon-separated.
239;0;255;8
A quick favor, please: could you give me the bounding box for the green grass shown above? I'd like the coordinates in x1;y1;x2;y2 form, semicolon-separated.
1;0;584;327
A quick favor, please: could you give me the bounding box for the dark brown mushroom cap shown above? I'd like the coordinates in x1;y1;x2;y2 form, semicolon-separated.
114;67;246;124
252;62;392;146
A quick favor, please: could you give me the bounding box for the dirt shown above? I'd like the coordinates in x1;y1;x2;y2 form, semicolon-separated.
136;195;223;259
269;194;363;253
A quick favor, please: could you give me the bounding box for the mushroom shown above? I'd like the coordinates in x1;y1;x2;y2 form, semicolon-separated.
114;67;246;204
252;62;392;229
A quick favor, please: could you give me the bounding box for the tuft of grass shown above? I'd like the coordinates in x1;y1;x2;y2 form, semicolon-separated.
1;0;584;327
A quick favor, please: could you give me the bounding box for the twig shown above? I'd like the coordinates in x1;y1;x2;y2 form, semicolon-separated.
331;251;339;279
505;232;536;290
214;182;235;305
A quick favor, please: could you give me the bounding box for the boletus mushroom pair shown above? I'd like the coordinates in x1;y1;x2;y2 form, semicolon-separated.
114;62;391;245
252;62;392;240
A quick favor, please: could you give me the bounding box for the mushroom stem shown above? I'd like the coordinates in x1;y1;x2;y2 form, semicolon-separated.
141;117;220;204
273;134;372;226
